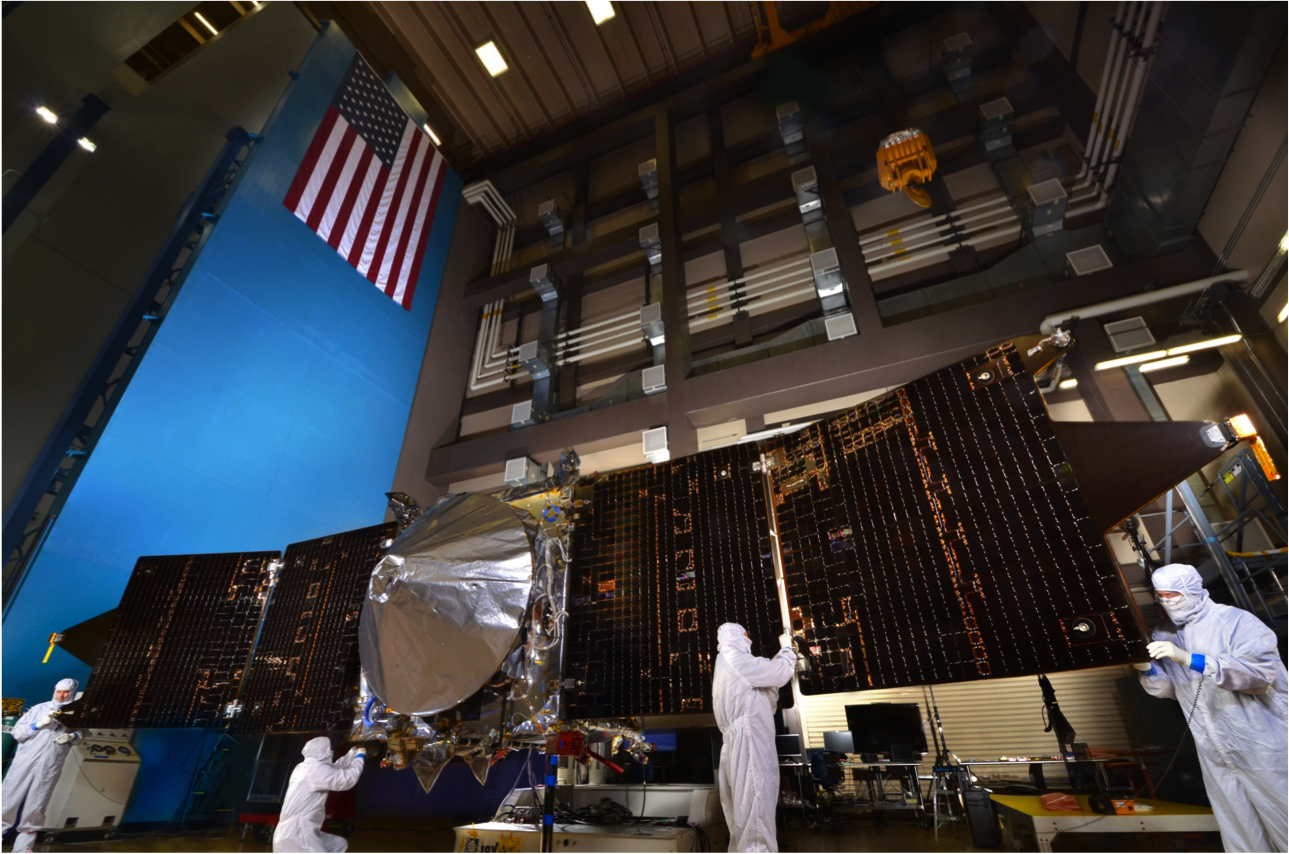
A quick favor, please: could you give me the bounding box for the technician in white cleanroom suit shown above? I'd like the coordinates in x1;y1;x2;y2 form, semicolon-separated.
272;737;366;853
1134;563;1288;852
713;622;797;853
2;678;83;852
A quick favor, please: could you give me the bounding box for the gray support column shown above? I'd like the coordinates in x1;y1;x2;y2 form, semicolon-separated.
656;109;697;458
803;113;880;332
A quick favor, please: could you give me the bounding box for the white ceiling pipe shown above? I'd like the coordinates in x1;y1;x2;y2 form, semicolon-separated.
557;309;643;339
1038;271;1249;335
867;213;1020;270
557;325;643;355
557;335;646;364
860;198;1011;256
1083;2;1143;178
859;195;1010;249
558;317;640;346
868;223;1022;275
863;206;1017;262
687;264;813;305
689;276;816;321
1101;2;1164;195
480;302;511;369
687;257;813;304
1067;0;1158;221
1093;0;1154;178
689;284;819;329
1073;0;1129;185
688;273;818;319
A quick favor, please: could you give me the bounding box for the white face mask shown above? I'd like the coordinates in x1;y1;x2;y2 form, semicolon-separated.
1158;593;1204;625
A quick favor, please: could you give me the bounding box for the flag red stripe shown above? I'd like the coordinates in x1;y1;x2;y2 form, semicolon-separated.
283;105;341;213
366;132;423;286
306;124;358;232
400;164;447;311
346;164;389;269
328;146;375;251
384;146;435;297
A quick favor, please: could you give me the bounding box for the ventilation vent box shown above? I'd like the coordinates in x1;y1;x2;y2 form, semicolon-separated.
1066;245;1113;278
511;400;535;428
824;313;857;341
1103;317;1157;353
642;426;669;463
504;456;543;487
1026;179;1068;236
642;364;667;395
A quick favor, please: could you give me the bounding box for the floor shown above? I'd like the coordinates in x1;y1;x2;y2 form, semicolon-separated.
11;812;1224;852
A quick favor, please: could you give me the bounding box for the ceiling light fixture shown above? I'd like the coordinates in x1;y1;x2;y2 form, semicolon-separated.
193;11;219;35
35;106;58;124
1058;378;1078;390
587;0;615;24
475;41;508;76
1138;354;1190;373
1165;334;1242;355
423;124;441;146
1279;303;1287;324
1093;350;1168;371
1281;231;1289;253
76;137;97;152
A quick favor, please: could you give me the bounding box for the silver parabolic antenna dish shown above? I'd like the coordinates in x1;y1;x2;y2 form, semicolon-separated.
359;493;534;715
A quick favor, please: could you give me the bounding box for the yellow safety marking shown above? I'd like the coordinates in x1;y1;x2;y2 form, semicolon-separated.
891;237;904;246
893;248;906;256
887;228;900;236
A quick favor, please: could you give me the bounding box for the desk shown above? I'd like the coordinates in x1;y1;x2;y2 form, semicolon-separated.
958;758;1111;792
990;795;1218;853
454;821;695;852
837;762;923;814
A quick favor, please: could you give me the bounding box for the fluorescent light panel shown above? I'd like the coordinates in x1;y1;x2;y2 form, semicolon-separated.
36;106;58;123
76;137;96;152
1278;303;1287;324
193;11;218;35
423;124;441;146
1093;333;1245;370
475;41;508;76
1165;334;1242;355
587;0;615;24
1058;378;1078;389
1094;350;1167;370
1138;355;1190;373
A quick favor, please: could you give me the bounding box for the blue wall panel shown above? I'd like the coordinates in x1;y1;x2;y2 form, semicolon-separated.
2;23;460;823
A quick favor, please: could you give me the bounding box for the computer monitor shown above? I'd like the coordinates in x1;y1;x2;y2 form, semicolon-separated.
823;730;855;754
844;703;928;755
775;734;802;758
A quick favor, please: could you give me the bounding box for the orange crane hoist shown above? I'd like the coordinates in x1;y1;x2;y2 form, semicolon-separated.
877;128;938;208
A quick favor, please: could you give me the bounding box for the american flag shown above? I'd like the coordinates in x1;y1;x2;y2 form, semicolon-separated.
284;55;446;311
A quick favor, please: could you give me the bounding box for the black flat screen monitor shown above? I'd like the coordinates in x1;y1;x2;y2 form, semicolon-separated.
844;703;928;755
775;734;802;757
823;730;855;754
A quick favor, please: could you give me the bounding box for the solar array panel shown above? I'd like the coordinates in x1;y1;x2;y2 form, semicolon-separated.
766;344;1147;694
566;444;787;717
79;551;278;728
232;522;396;734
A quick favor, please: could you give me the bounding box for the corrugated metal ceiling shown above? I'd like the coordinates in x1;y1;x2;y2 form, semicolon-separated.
336;2;843;166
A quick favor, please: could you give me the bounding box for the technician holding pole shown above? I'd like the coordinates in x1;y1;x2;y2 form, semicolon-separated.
1134;563;1287;852
1;678;82;852
273;737;366;853
712;622;797;853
